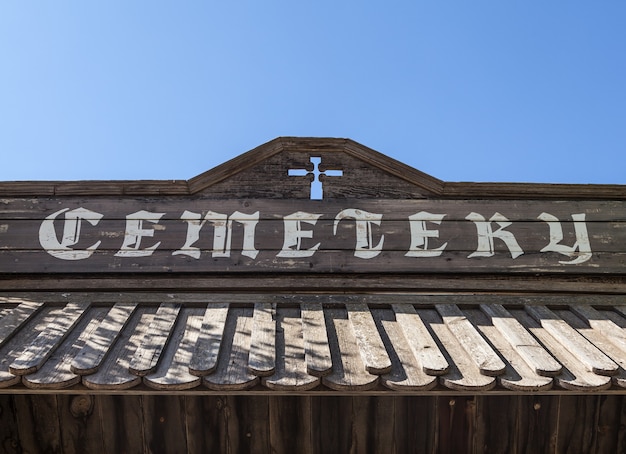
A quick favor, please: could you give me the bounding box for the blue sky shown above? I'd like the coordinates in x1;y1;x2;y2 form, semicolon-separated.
1;2;624;184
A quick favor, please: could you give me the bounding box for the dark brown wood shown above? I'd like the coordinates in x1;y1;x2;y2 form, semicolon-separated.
98;394;145;454
13;394;62;453
0;394;20;454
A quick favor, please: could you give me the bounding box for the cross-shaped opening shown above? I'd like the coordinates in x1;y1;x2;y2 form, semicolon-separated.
288;156;343;200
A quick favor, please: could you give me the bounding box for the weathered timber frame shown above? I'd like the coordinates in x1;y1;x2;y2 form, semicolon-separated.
1;137;625;453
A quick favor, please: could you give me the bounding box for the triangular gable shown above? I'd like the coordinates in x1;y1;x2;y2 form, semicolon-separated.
187;137;443;199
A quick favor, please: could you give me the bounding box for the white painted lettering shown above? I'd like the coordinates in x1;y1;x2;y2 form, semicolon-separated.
466;212;524;259
173;210;259;259
538;212;592;264
277;211;322;258
39;207;104;260
115;210;165;257
405;211;448;257
334;208;384;259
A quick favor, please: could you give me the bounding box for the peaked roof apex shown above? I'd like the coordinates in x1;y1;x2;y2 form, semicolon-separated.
186;137;444;195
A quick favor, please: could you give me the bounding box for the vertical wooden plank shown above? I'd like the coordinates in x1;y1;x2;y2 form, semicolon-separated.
311;396;352;454
0;395;20;454
618;396;626;453
472;396;519;454
57;395;104;454
242;396;270;454
14;394;62;453
184;396;223;454
351;396;395;454
595;395;622;454
555;395;598;454
269;396;312;454
437;396;472;454
143;395;188;454
394;396;438;454
98;395;145;454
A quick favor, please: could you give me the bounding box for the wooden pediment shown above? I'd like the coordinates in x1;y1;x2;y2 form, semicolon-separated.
187;137;443;199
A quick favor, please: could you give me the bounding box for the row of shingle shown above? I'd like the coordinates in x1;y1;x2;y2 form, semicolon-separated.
0;297;625;392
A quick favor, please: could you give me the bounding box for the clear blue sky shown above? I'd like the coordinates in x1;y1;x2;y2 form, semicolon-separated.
1;2;624;184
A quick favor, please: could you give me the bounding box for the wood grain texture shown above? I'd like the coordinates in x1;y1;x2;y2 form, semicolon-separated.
435;304;506;377
82;308;153;390
9;302;90;375
189;303;229;376
264;308;319;391
525;305;618;376
480;303;562;377
23;307;108;389
512;309;612;391
203;307;260;390
465;308;553;392
300;302;333;377
392;303;449;375
144;309;203;390
129;302;181;376
71;302;137;374
347;303;392;374
421;309;496;391
376;309;439;391
322;308;380;391
0;301;43;348
248;302;276;376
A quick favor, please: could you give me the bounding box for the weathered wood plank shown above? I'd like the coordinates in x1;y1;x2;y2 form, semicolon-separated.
300;302;333;377
0;307;57;387
435;304;506;377
23;307;108;389
9;302;90;375
512;309;612;391
263;308;319;391
322;308;380;391
3;197;625;220
571;304;626;355
143;395;188;454
203;307;260;390
525;305;618;376
0;395;20;454
71;302;137;374
0;300;43;348
129;302;181;376
13;395;62;453
189;302;229;376
269;396;312;454
144;308;203;390
98;395;145;454
420;309;496;391
376;309;438;391
347;303;392;374
465;308;553;391
83;308;153;390
557;309;626;388
392;303;449;375
480;303;562;376
57;395;105;454
248;302;276;376
4;249;622;274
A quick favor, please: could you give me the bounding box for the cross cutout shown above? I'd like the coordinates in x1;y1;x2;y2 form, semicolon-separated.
288;156;343;200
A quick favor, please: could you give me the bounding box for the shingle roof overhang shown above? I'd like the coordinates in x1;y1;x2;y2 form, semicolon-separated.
1;291;625;395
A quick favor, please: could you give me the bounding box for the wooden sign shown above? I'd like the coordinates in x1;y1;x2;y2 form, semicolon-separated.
0;138;624;274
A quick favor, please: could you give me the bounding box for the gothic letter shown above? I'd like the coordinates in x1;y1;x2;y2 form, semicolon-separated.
405;211;448;257
115;210;165;257
334;208;384;259
39;207;103;260
173;210;259;259
466;212;523;259
277;211;322;258
538;212;592;265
